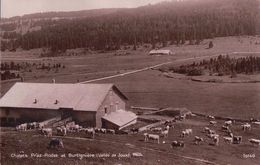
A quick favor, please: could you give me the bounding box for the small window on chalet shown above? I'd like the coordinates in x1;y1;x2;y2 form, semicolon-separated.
104;107;108;114
33;99;37;104
54;100;59;104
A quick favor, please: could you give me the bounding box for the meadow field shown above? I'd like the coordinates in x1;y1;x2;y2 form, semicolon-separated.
1;35;260;165
1;36;260;119
1;115;260;165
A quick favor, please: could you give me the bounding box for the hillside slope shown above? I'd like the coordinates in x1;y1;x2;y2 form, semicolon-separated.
1;0;259;52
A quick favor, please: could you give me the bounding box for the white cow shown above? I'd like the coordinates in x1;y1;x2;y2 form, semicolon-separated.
16;123;27;131
181;129;192;137
107;129;116;134
213;136;219;146
194;136;204;145
209;121;217;126
225;120;232;126
161;130;169;138
86;128;95;138
242;123;251;131
38;123;44;129
144;133;160;144
223;137;233;144
208;133;219;139
41;128;53;137
208;115;215;120
57;126;67;136
151;127;162;132
249;139;260;146
204;127;210;133
252;121;260;126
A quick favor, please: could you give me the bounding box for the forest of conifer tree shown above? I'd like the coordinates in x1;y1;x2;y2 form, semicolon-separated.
1;0;259;52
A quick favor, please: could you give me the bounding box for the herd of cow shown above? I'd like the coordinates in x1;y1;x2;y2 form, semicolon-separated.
14;115;260;150
15;121;117;149
140;116;260;148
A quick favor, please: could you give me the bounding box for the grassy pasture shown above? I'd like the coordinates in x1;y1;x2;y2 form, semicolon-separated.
1;36;260;119
1;116;260;165
1;36;260;165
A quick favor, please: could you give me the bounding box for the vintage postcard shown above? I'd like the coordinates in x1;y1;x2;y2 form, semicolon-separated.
0;0;259;164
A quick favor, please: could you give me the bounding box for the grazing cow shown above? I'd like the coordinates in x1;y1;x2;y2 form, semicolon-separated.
27;122;38;129
213;136;219;146
208;115;215;120
98;128;107;134
252;121;260;126
204;127;210;133
207;133;219;139
73;124;80;132
107;129;116;134
242;123;251;131
151;127;162;132
224;120;232;126
223;137;233;144
209;121;217;126
67;124;83;132
233;136;242;144
250;118;259;122
221;125;231;132
228;132;234;138
144;133;160;144
180;115;186;120
94;128;107;134
190;113;197;117
56;126;67;136
248;139;260;146
166;124;174;128
41;128;53;137
94;128;101;132
48;138;64;149
38;123;44;129
164;120;172;125
85;128;95;138
131;128;139;134
16;123;27;131
171;141;185;148
194;136;204;145
161;130;169;138
205;128;216;135
165;125;170;130
181;130;188;137
186;129;192;134
181;129;192;137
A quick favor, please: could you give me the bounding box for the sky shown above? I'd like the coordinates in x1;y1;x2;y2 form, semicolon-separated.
1;0;168;18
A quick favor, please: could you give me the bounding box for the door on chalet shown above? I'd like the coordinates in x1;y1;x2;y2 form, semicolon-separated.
59;108;73;119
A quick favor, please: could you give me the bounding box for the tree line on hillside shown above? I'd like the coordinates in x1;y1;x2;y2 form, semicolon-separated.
163;55;260;76
1;71;21;81
0;61;66;80
1;61;65;71
1;0;259;52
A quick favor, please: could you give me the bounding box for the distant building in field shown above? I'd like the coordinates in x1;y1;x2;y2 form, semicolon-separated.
149;49;173;56
0;82;134;129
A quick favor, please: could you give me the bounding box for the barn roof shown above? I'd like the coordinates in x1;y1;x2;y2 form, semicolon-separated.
0;82;127;111
102;109;137;127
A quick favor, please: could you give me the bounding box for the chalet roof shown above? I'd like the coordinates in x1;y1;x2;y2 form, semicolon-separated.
0;82;127;111
102;109;137;127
